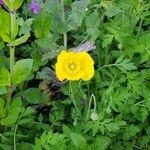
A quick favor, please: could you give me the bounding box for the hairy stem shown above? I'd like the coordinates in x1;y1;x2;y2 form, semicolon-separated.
69;82;79;113
85;94;97;122
13;124;18;150
60;0;67;49
10;46;15;75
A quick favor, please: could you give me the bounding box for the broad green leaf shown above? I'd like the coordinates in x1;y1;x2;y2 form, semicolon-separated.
0;87;7;95
3;0;23;11
12;59;33;85
33;11;52;38
67;1;87;31
0;98;6;118
0;9;11;43
86;10;99;28
1;97;22;126
0;68;10;87
0;6;18;41
86;10;100;41
24;88;47;104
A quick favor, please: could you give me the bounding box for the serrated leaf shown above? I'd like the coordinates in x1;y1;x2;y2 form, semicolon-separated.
19;19;33;36
116;56;137;71
91;136;111;150
70;133;87;149
102;34;113;48
67;1;87;31
34;11;52;38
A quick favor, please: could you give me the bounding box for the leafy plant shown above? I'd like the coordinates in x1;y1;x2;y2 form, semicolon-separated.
0;0;150;150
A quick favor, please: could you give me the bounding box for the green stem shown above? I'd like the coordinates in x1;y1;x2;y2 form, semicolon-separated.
6;11;16;112
10;11;16;74
13;124;18;150
69;82;79;113
6;85;12;112
136;18;143;40
85;94;97;122
10;46;15;74
60;0;67;49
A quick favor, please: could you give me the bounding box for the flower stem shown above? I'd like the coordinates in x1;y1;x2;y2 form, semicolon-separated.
60;0;67;49
6;11;16;112
85;93;97;122
13;124;18;150
10;46;15;74
69;82;79;113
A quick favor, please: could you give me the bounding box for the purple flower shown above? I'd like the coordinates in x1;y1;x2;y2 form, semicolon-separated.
0;0;4;5
29;0;41;14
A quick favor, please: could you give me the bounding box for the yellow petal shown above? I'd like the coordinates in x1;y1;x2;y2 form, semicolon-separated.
78;51;94;80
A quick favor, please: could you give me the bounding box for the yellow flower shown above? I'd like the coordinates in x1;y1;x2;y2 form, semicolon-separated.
55;50;94;81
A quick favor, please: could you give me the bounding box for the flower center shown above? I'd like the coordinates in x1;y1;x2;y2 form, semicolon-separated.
69;63;75;69
65;62;80;74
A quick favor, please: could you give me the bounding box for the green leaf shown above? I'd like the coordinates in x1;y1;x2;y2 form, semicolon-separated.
86;10;99;28
24;88;47;104
105;123;120;132
67;1;87;31
123;125;140;140
33;11;52;38
0;68;10;87
91;136;111;150
0;87;7;95
34;131;66;150
0;98;6;118
115;56;137;71
86;10;100;41
12;59;33;85
19;19;33;36
70;133;87;149
0;41;5;50
0;9;11;43
101;1;122;17
3;0;23;11
1;97;22;126
9;33;30;46
16;143;33;150
102;34;113;48
0;144;11;150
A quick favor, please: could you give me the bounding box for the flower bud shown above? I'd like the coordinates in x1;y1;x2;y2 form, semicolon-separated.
90;112;99;121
